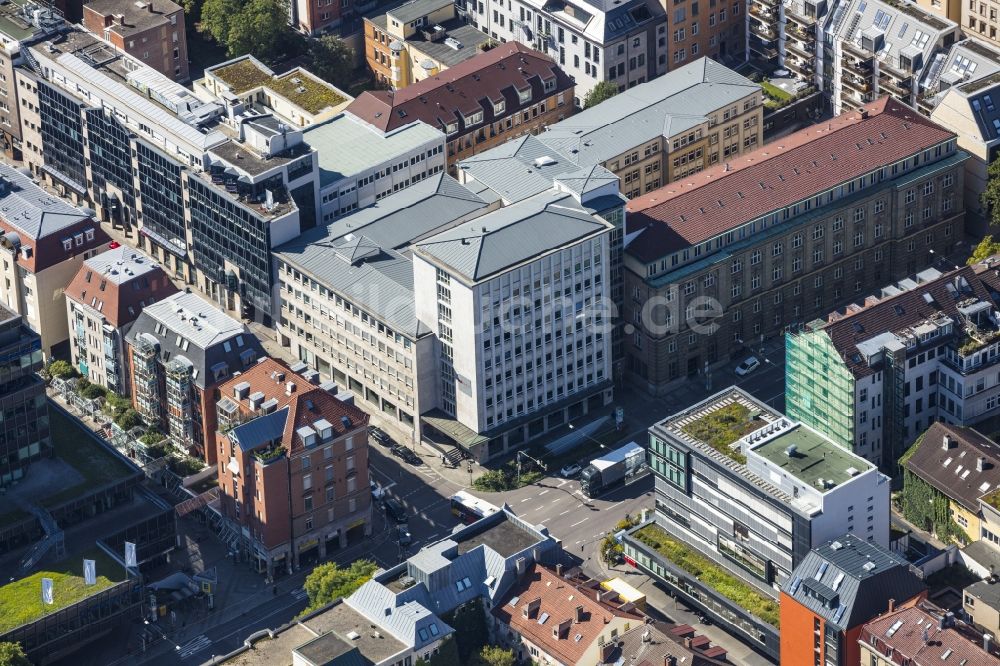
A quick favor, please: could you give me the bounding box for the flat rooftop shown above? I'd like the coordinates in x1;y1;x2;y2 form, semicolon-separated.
456;516;540;558
751;424;873;488
660;388;781;464
209;58;348;115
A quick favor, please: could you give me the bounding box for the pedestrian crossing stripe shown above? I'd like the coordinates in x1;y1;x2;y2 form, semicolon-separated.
177;634;211;658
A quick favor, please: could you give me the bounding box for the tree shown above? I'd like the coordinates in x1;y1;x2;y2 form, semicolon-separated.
48;359;75;380
199;0;241;45
302;559;377;611
583;81;619;109
444;598;487;661
225;0;304;63
114;408;143;430
472;646;515;666
309;35;355;89
982;155;1000;228
966;234;1000;265
0;642;31;666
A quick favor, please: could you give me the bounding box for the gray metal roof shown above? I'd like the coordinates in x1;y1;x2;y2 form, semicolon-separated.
304;113;444;188
231;406;289;452
538;57;759;167
781;534;924;630
407;24;491;68
275;174;490;338
0;164;90;240
387;0;453;23
413;191;612;284
79;246;163;286
125;291;264;389
346;582;454;650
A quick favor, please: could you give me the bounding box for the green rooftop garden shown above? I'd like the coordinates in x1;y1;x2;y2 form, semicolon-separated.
958;328;1000;356
983;488;1000;511
0;547;123;633
681;402;766;464
44;406;135;508
212;59;346;114
633;523;780;627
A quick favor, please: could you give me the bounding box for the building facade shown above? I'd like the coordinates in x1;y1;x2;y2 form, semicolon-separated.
82;0;189;81
623;97;966;396
786;262;1000;471
622;387;891;661
346;43;574;172
125;291;265;464
64;246;178;395
860;601;1000;666
0;303;47;486
215;358;371;575
963;0;1000;49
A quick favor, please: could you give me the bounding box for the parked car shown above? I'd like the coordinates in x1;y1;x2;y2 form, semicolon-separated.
396;525;412;546
369;426;392;446
735;356;760;376
399;448;421;465
389;445;406;458
560;463;582;478
383;498;408;523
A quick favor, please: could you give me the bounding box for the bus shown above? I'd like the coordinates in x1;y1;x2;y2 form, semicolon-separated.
450;491;500;524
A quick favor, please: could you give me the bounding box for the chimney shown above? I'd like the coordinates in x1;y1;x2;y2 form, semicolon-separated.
103;14;112;27
522;597;541;619
665;657;677;666
600;642;616;663
516;557;526;576
683;637;693;649
986;634;994;653
553;618;572;639
942;434;952;450
146;1;153;11
574;605;585;623
117;13;125;25
285;381;296;395
888;598;896;613
556;563;563;577
979;456;987;472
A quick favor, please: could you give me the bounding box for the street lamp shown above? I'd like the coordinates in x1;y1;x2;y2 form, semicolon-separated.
515;450;547;486
568;423;607;451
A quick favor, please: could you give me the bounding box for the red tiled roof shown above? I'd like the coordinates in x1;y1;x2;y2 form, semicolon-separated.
493;564;642;664
345;43;573;133
860;603;1000;665
625;97;956;263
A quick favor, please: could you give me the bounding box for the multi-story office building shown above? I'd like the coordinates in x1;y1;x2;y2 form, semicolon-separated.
346;43;574;171
364;0;490;89
622;387;890;660
623;97;966;396
196;55;353;128
18;29;320;325
0;164;109;357
0;0;64;159
64;246;178;394
0;303;47;487
277;172;616;460
786;262;1000;471
215;358;370;576
456;0;670;102
534;57;762;196
305;113;446;222
82;0;189;81
781;535;926;666
125;291;265;464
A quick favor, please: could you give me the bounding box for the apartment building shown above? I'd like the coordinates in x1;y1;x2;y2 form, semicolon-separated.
125;291;265;464
215;358;370;576
456;0;669;102
964;0;1000;48
196;56;353;127
781;535;926;666
623;97;966;396
346;43;574;171
305;112;446;222
64;246;178;395
0;0;64;159
903;422;1000;543
82;0;189;81
0;164;110;357
0;303;47;487
277;171;616;460
18;29;321;325
621;387;891;661
364;0;490;89
860;601;1000;666
785;262;1000;471
291;0;352;35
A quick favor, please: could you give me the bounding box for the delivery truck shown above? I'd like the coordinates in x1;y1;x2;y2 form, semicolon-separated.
579;442;645;498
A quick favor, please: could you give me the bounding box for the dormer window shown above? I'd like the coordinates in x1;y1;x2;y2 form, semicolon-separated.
518;88;532;104
445;122;458;134
543;77;555;92
494;99;506;114
74;233;83;247
62;238;72;251
85;228;95;241
465;110;483;126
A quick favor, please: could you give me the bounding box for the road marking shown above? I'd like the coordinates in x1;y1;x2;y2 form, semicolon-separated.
557;479;568;487
291;588;308;601
570;518;588;528
177;635;211;659
608;500;625;510
538;489;549;496
520;497;530;502
559;509;571;516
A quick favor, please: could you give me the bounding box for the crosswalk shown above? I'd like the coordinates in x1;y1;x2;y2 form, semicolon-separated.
291;587;308;601
176;634;211;659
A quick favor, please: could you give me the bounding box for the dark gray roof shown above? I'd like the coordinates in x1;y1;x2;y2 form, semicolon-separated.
904;422;1000;511
413;190;612;283
294;633;371;666
965;578;1000;610
231;406;289;452
0;164;91;240
782;534;925;631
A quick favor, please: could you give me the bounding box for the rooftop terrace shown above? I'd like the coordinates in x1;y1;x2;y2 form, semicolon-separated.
210;58;347;115
751;423;872;489
676;400;769;464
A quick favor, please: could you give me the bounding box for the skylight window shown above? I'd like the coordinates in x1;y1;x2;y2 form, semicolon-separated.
538;612;550;625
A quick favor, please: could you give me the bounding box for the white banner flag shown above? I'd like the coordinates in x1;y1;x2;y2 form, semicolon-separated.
41;577;54;605
83;559;96;585
125;541;137;568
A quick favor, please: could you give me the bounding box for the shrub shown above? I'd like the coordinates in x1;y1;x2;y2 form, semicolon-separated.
47;360;75;380
114;408;142;430
80;383;107;400
303;560;377;612
168;455;205;477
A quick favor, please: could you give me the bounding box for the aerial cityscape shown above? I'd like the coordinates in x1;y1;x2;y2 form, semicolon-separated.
2;0;1000;664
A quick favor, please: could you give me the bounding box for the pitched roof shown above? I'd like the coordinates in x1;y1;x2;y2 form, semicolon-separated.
904;422;1000;511
64;246;178;328
781;534;925;631
345;43;573;134
859;602;1000;665
493;564;643;664
811;264;1000;378
0;164;92;240
346;581;454;650
624;97;956;262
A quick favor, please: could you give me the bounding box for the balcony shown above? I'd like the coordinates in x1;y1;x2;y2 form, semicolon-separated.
841;91;872;112
785;6;817;26
785;57;814;77
784;39;815;59
842;54;873;76
842;76;871;93
749;4;776;20
878;74;911;97
749;21;779;42
784;21;815;39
